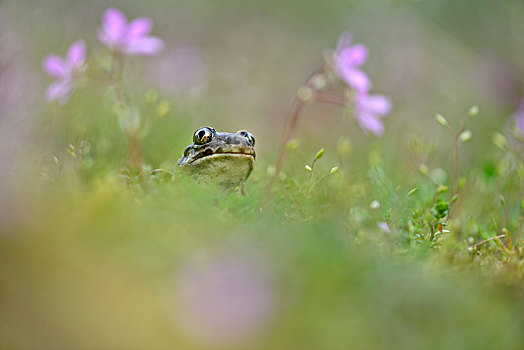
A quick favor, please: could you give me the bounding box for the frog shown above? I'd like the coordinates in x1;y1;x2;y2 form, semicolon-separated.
177;126;256;189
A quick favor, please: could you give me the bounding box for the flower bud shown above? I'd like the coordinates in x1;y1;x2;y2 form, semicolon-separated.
437;184;448;194
419;164;429;176
435;113;448;127
298;86;314;102
492;132;507;149
468;105;479;117
459;130;472;142
337;137;352;157
315;148;325;161
370;200;380;209
407;188;418;197
285;138;301;151
311;75;328;90
458;177;466;190
155;100;171;118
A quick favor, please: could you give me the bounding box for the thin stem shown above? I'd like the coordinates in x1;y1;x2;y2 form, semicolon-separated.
471;235;506;249
151;168;175;176
315;91;347;106
110;53;144;169
265;65;353;196
266;65;326;195
306;173;331;199
448;112;472;219
453;136;460;195
444;124;455;137
503;201;509;229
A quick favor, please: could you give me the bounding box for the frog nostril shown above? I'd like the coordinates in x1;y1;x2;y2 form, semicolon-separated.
228;136;240;144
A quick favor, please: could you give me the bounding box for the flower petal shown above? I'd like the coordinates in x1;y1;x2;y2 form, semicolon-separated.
363;95;392;116
336;31;352;53
124;36;164;55
67;40;86;68
356;112;384;136
127;17;152;38
341;68;371;92
512;102;524;134
100;8;127;45
377;222;390;233
338;44;368;67
42;55;67;77
515;114;524;134
45;79;73;104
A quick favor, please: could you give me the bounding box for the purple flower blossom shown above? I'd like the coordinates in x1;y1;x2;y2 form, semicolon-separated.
354;92;392;136
377;222;390;233
334;32;371;92
42;40;86;104
98;8;164;56
511;100;524;134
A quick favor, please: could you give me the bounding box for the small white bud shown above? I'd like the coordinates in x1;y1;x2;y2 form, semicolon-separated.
459;130;472;142
468;105;479;117
370;200;380;209
435;113;448;127
298;86;314;102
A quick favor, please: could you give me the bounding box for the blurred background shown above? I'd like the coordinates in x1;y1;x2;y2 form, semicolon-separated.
3;0;524;163
1;0;524;348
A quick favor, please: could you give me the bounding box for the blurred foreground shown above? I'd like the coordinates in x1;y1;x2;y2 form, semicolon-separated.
1;0;524;349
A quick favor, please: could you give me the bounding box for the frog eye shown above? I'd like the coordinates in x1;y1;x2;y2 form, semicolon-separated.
193;127;215;145
237;130;255;146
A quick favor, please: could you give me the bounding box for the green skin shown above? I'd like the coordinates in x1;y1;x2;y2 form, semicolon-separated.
177;129;256;189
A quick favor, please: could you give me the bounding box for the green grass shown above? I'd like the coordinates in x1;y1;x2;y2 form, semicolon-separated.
1;103;523;349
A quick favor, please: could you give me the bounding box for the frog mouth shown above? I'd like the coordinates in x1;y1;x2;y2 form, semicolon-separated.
189;150;256;164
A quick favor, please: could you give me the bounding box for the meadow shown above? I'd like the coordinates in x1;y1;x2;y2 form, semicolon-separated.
1;0;523;349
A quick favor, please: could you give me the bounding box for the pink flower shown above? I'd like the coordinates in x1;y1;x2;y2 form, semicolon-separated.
174;253;274;346
355;92;392;136
42;40;86;104
334;32;371;92
98;8;164;56
511;100;524;134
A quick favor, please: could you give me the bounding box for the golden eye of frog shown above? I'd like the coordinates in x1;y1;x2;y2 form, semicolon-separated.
177;126;256;189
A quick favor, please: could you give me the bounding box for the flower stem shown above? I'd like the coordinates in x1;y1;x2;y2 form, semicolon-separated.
448;113;472;219
267;66;347;195
471;235;506;249
315;91;347;106
111;53;144;169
